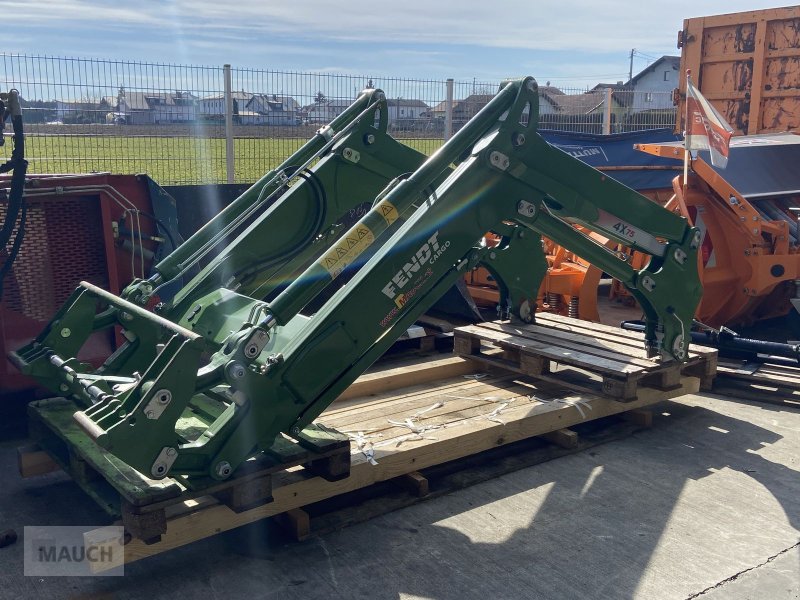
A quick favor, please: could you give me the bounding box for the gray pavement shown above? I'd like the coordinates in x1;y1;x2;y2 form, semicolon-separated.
0;392;797;599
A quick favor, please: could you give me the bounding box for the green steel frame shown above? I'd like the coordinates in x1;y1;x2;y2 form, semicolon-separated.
11;78;702;482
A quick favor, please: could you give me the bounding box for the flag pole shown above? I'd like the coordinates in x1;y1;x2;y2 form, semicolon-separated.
683;69;691;189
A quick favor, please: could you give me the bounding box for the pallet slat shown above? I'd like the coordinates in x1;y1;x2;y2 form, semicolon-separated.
455;316;717;401
714;357;800;407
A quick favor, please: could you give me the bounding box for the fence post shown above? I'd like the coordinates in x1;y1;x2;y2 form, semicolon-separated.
602;87;612;135
444;78;454;141
223;64;235;183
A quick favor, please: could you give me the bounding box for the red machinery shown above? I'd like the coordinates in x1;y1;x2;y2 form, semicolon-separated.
0;173;180;394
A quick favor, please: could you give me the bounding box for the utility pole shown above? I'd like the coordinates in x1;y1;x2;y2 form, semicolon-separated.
629;48;635;82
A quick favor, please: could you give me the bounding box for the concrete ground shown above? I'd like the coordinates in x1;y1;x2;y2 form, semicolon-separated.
0;391;797;600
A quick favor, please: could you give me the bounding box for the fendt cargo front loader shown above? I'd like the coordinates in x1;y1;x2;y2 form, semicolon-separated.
11;78;703;483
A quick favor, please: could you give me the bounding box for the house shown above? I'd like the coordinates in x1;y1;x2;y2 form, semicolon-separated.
625;56;680;112
54;99;109;123
117;90;198;124
429;87;562;126
385;99;430;125
429;94;494;123
244;94;300;125
198;91;252;121
304;99;352;123
556;86;628;116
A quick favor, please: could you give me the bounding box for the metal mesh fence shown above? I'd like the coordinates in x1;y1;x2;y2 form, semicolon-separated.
0;54;678;185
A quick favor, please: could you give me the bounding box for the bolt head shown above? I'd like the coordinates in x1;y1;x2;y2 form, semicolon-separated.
59;384;69;392
60;327;71;338
215;461;232;478
166;448;177;457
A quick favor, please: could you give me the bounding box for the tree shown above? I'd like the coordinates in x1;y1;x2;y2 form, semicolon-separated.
314;91;326;104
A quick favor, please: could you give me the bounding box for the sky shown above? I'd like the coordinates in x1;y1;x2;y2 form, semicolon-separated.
2;1;791;88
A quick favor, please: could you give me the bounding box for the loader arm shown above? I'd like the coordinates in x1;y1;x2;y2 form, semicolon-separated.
11;78;702;481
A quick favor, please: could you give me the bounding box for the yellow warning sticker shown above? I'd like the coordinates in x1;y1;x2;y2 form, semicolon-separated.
320;224;376;278
376;199;398;226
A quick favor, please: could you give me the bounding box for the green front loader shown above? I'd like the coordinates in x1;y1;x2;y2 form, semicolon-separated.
11;78;702;482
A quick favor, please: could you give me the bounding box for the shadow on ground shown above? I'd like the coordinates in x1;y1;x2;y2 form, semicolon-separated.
0;395;798;599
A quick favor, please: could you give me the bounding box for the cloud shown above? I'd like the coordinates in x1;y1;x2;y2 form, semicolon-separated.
10;0;785;54
5;0;788;86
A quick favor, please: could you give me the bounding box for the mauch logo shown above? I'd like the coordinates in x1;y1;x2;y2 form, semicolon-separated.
382;231;450;308
24;525;125;576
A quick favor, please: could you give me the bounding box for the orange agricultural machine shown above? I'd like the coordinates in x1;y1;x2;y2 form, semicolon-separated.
639;135;800;330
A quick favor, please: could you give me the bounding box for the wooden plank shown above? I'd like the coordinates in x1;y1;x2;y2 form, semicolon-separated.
714;357;800;407
396;472;429;497
455;326;642;375
711;382;800;408
623;409;654;428
106;376;700;569
534;313;651;345
483;318;651;356
277;508;311;542
540;428;579;449
326;356;485;411
17;444;61;478
333;356;483;407
717;364;800;387
532;314;716;362
325;375;520;426
475;321;659;369
325;380;535;442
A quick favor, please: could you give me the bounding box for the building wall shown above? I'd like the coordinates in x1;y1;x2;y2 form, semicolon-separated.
631;68;677;112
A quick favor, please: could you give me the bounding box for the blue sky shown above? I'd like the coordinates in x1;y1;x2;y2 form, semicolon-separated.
3;1;789;87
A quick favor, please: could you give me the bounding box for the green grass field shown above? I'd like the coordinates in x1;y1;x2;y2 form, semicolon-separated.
5;135;444;185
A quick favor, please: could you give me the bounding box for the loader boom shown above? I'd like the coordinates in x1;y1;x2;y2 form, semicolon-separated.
11;78;702;481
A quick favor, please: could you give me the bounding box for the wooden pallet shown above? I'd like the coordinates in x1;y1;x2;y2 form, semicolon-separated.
454;314;718;401
18;352;701;571
273;408;656;542
714;357;800;408
26;399;352;544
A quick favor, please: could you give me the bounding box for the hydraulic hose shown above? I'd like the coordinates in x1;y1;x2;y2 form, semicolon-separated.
621;320;800;363
0;90;28;301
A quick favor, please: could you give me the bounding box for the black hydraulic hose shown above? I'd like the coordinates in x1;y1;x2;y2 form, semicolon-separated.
0;112;26;246
234;166;328;287
138;210;180;250
120;210;180;251
0;94;28;301
621;320;800;363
